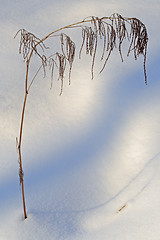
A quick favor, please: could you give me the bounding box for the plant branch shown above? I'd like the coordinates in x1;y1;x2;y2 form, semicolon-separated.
15;14;148;219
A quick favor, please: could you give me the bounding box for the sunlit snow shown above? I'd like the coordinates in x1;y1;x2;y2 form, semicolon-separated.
0;0;160;239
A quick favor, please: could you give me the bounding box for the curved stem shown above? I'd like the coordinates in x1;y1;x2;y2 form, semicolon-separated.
18;53;33;219
18;91;28;219
28;65;42;92
17;17;114;220
35;16;130;47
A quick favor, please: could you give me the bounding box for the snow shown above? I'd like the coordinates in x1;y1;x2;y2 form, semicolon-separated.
1;0;160;239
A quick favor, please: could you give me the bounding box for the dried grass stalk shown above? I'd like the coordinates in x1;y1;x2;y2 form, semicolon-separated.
15;13;148;219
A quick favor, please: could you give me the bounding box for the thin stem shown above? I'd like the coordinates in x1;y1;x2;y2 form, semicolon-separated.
28;65;42;92
18;20;97;219
18;54;33;219
18;146;27;219
35;16;130;47
34;18;110;48
18;92;28;152
18;91;28;219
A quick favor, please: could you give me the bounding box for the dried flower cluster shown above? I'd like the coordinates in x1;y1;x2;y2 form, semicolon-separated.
127;17;148;84
15;14;148;94
14;29;48;61
78;14;148;83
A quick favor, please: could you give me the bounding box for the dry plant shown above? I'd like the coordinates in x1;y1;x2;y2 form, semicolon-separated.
15;13;148;219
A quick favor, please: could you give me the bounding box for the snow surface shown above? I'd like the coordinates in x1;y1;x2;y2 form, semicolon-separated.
1;0;160;239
